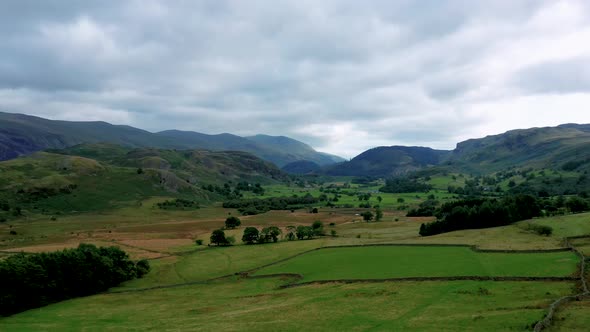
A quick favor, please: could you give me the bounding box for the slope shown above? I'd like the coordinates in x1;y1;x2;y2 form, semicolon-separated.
324;146;450;177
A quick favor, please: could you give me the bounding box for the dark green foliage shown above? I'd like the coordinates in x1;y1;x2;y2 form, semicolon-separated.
195;239;203;246
375;207;383;221
407;199;438;217
242;227;260;244
0;244;147;316
260;226;282;243
565;196;590;213
311;221;324;236
296;225;315;240
419;195;541;236
380;177;432;193
523;224;553;236
135;259;151;278
210;229;230;246
225;216;241;229
222;195;319;215
361;211;374;222
156;198;199;210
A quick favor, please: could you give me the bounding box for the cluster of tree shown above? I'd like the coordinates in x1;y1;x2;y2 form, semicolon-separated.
361;207;383;222
0;244;149;316
222;194;319;215
407;199;439;217
201;183;241;199
419;194;541;236
539;195;590;215
380;177;432;193
242;226;282;244
235;181;265;195
156;198;199;210
16;184;78;201
286;221;325;240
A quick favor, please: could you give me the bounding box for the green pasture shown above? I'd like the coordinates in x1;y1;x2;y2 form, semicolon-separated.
253;246;578;282
1;277;573;331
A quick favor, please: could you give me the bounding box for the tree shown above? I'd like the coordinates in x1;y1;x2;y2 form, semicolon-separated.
361;211;373;222
225;216;241;229
242;227;259;244
375;207;383;221
311;220;324;236
260;226;282;243
296;225;314;240
210;229;229;246
377;196;383;203
566;196;589;213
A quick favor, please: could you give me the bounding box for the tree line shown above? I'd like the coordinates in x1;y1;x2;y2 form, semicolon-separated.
0;244;149;316
380;177;432;193
222;194;319;215
419;194;542;236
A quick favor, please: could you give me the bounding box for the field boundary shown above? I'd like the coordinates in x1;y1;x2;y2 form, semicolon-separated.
534;235;590;331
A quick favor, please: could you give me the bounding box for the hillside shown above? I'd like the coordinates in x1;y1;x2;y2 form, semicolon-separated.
449;124;590;173
0;112;344;167
158;131;344;167
281;160;322;174
324;146;450;177
0;144;287;216
320;124;590;177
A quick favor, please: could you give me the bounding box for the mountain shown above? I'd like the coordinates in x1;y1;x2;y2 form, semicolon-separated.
281;160;322;174
245;134;344;166
0;112;344;167
0;112;182;160
157;131;344;167
324;146;451;177
449;124;590;173
0;143;287;216
320;124;590;177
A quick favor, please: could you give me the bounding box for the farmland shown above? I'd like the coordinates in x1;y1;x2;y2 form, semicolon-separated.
1;175;589;331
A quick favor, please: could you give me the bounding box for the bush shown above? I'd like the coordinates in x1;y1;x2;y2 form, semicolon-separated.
523;223;553;236
195;239;203;246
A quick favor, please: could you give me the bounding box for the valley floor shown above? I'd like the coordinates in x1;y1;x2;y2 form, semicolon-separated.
1;201;589;331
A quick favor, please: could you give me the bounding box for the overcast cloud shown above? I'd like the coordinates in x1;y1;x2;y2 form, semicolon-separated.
1;0;590;158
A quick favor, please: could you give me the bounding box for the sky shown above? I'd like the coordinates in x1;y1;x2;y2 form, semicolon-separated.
1;0;590;158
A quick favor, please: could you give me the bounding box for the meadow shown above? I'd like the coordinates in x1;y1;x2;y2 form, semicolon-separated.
252;246;578;282
1;183;589;331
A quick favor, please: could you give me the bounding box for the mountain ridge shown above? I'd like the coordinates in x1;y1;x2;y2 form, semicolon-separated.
0;111;344;167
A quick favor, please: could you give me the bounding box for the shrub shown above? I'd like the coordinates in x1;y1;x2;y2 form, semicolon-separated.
195;239;203;246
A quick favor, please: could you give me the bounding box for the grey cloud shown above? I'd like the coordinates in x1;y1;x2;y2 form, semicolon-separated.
0;0;588;158
514;57;590;94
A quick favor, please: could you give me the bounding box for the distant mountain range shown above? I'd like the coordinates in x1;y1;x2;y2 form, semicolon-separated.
312;124;590;176
2;111;590;177
0;112;344;167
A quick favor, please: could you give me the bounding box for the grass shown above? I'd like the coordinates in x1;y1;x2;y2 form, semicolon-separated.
253;246;578;282
531;212;590;238
1;278;574;332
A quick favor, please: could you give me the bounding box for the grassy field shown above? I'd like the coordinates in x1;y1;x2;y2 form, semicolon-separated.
2;278;573;332
253;246;578;282
1;194;589;330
